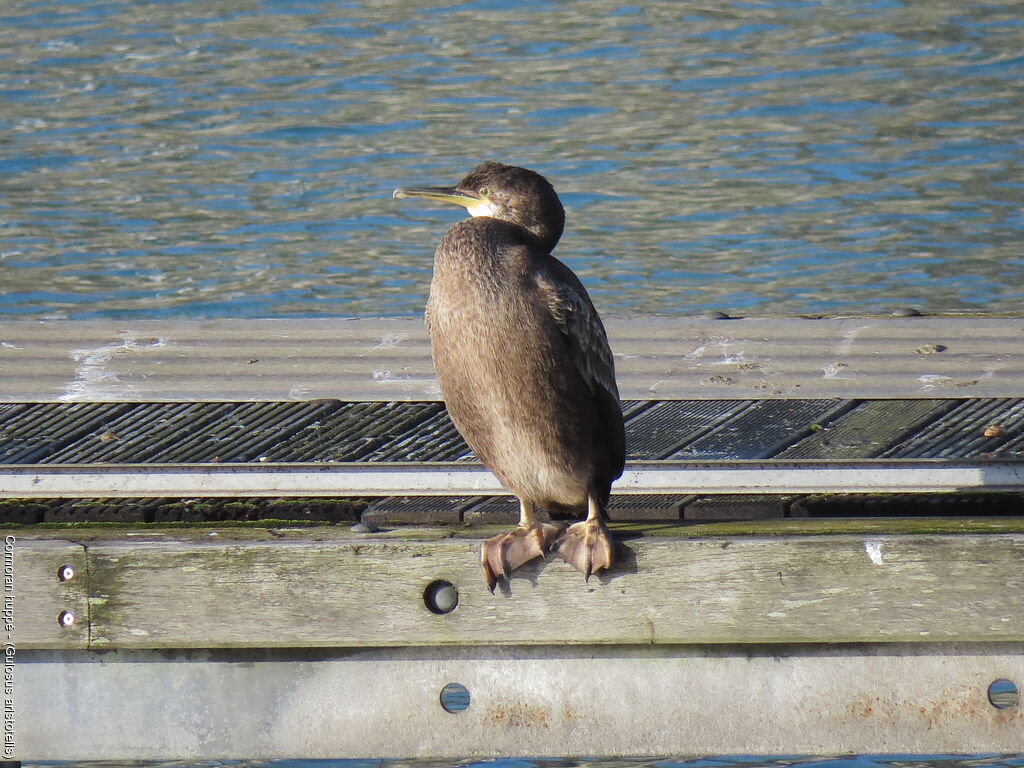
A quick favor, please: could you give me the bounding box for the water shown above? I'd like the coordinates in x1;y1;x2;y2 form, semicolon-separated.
25;756;1024;768
2;0;1023;320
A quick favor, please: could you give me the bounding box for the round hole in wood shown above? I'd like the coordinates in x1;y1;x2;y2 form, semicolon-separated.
423;580;458;614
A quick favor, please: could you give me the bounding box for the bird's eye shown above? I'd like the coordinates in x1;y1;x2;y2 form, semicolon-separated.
479;187;491;198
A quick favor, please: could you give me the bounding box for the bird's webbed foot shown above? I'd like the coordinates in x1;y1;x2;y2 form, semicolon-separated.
481;522;561;592
557;517;614;581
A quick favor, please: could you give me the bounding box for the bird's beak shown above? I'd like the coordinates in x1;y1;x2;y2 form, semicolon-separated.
393;186;482;209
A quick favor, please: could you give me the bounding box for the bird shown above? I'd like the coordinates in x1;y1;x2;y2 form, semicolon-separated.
394;161;625;592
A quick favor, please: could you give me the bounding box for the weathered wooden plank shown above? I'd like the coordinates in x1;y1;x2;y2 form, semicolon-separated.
10;538;88;650
18;644;1024;759
1;317;1022;401
17;532;1016;649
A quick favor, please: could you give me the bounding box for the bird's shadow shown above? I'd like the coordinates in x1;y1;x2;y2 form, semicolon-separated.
495;539;638;596
595;539;639;583
493;550;555;596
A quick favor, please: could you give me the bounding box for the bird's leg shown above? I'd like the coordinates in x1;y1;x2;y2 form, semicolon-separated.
480;499;561;592
557;492;614;581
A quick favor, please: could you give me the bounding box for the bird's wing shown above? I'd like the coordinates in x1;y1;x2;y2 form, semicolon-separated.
535;257;625;491
534;258;619;402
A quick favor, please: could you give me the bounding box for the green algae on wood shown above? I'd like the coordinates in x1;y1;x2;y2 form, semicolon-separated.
12;528;1024;649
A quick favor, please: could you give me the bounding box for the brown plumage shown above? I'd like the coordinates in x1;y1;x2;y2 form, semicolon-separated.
394;162;624;591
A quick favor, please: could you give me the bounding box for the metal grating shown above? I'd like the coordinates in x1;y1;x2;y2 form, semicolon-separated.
1000;424;1024;456
0;402;135;463
2;398;1024;525
624;400;749;460
0;496;366;524
682;494;791;521
607;494;689;521
791;493;1024;517
667;399;855;460
4;489;1024;525
361;407;473;462
40;401;341;464
882;398;1024;458
362;495;479;526
2;399;1023;466
777;400;959;459
463;495;522;525
258;401;444;462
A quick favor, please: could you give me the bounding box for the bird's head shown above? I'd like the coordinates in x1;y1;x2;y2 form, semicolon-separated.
394;161;565;251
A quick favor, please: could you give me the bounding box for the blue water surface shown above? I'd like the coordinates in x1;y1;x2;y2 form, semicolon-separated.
1;0;1022;319
27;755;1024;767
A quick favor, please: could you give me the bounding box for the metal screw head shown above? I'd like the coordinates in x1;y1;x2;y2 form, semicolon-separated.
57;610;75;628
58;565;75;582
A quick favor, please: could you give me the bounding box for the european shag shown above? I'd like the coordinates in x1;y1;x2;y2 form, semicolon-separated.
394;161;625;591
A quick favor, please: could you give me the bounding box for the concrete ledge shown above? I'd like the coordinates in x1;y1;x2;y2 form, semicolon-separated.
1;316;1022;401
19;644;1024;759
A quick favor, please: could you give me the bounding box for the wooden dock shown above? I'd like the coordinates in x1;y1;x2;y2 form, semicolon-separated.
5;317;1024;759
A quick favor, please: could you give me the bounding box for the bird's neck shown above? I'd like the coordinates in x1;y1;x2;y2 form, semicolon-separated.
514;218;561;252
433;219;547;293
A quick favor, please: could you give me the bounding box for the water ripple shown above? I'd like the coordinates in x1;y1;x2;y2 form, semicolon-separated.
1;0;1022;319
